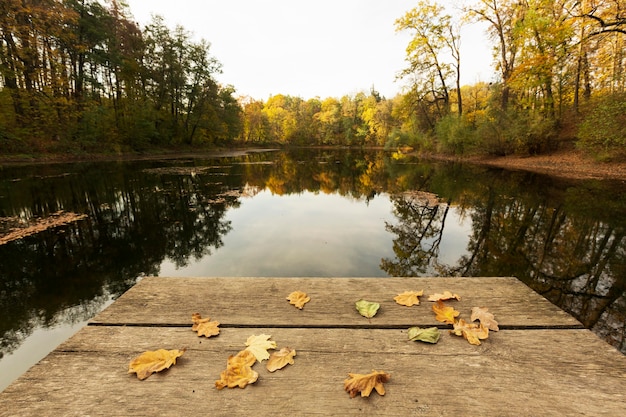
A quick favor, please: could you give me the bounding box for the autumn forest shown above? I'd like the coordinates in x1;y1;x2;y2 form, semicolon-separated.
0;0;625;159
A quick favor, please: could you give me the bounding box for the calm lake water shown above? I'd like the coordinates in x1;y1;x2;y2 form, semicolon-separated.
1;148;625;390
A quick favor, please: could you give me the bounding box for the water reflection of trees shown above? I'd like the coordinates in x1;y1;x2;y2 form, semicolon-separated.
1;151;625;357
381;167;626;353
0;160;240;357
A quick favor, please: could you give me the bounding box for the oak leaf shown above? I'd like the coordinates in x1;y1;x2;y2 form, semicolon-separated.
428;291;461;302
394;290;424;306
215;349;259;390
471;307;499;331
245;334;277;362
287;291;310;309
432;300;460;324
355;299;380;319
451;319;490;345
191;313;220;337
128;348;185;380
266;347;296;372
407;326;441;344
344;370;391;398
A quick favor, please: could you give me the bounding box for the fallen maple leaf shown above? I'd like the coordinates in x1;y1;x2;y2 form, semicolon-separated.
432;300;460;324
215;349;259;390
245;334;277;362
428;291;461;302
451;319;490;345
344;370;391;398
407;326;441;344
355;299;380;319
394;290;424;306
266;347;296;372
471;307;499;331
191;313;220;337
287;291;310;309
128;348;185;380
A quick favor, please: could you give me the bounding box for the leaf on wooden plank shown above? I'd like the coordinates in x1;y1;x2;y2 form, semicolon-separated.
245;334;277;362
344;370;391;398
128;348;185;380
471;307;499;331
286;290;310;309
266;347;296;372
451;319;490;345
432;300;460;324
191;312;220;337
394;290;424;306
215;349;259;390
355;299;380;319
407;326;441;344
428;291;461;302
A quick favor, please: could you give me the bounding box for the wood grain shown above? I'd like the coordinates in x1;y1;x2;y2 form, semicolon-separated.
90;277;582;328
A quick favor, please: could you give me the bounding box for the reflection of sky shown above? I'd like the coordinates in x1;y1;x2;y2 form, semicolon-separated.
159;190;473;277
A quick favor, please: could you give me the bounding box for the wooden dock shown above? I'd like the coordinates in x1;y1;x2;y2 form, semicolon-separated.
1;277;625;416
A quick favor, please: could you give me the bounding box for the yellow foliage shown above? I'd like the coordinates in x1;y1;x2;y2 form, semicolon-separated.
286;291;311;309
394;290;424;306
128;348;185;380
191;313;220;337
215;349;259;390
432;300;460;324
344;370;391;398
266;347;296;372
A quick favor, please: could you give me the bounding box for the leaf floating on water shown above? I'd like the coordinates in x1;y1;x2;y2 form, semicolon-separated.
266;347;296;372
470;307;499;331
128;348;185;380
344;370;391;398
191;313;220;337
432;300;460;324
355;299;380;319
451;319;490;345
287;291;311;309
407;326;441;344
428;291;461;302
215;349;259;390
244;334;277;362
394;290;424;306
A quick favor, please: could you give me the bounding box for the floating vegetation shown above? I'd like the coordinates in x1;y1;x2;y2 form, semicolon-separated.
0;211;88;246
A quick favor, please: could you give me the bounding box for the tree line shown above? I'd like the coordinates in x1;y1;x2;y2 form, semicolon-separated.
1;0;624;159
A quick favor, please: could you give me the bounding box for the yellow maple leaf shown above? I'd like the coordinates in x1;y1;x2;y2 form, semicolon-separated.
428;290;461;302
245;334;277;362
344;370;391;398
432;300;460;324
470;307;499;331
128;348;185;380
191;313;220;337
266;347;296;372
286;291;311;309
451;319;490;345
394;290;424;306
215;349;259;390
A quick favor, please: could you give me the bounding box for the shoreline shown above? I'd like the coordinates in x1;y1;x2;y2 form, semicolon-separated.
2;148;625;182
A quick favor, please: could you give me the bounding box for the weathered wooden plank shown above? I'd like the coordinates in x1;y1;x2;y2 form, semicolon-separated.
1;326;624;417
90;277;581;328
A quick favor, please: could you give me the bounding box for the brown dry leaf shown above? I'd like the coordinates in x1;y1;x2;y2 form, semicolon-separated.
428;291;461;302
266;347;296;372
451;319;490;345
128;348;185;380
191;313;220;337
344;370;391;398
245;334;277;362
287;291;311;309
393;290;424;306
215;349;259;390
471;307;499;331
432;300;460;324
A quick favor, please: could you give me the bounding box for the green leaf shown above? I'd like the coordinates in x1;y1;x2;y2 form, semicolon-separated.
408;326;441;344
355;299;380;319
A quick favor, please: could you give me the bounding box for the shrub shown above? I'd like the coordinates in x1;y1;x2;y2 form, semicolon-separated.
577;94;626;160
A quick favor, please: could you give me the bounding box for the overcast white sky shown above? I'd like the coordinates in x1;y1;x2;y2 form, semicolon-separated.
124;0;494;100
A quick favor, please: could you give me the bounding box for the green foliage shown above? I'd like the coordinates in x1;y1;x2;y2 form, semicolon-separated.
435;115;476;155
577;94;626;160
